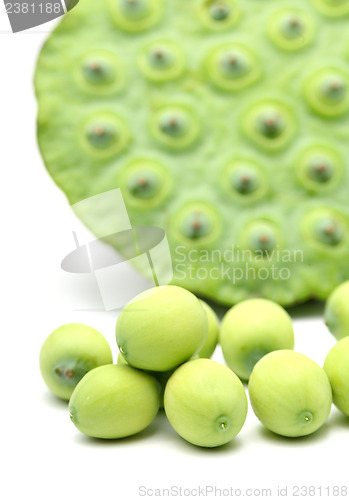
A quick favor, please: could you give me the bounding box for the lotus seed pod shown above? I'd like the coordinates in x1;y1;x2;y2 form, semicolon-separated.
39;323;113;400
164;358;247;447
323;337;349;416
249;350;332;437
115;285;208;371
35;0;349;307
220;299;295;381
197;300;220;359
325;281;349;339
69;364;160;439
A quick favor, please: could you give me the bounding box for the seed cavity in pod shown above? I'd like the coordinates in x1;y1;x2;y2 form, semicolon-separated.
118;158;171;207
181;212;212;240
231;167;260;194
200;0;241;30
310;0;349;18
314;217;344;246
150;105;200;151
210;2;230;20
110;0;163;33
304;68;349;117
302;209;347;249
174;203;221;244
242;100;296;152
206;44;260;92
139;41;185;82
256;110;285;139
82;112;130;158
222;160;268;202
241;220;280;257
296;145;342;192
76;51;125;95
267;9;315;51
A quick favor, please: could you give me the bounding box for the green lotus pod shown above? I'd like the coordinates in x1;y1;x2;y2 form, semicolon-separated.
325;281;349;339
164;358;248;447
69;364;160;439
35;0;349;307
220;299;295;381
323;337;349;417
197;300;220;358
249;350;332;437
115;285;208;371
39;323;113;400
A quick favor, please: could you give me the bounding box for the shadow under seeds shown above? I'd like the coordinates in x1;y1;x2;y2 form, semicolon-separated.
257;419;332;445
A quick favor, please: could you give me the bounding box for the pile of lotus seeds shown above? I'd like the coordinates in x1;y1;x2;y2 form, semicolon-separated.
35;0;349;308
40;283;349;448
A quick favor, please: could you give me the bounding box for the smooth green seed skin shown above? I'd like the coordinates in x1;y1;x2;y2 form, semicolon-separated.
115;285;208;371
249;350;332;437
164;359;247;447
198;300;220;358
69;364;160;439
324;337;349;416
325;281;349;339
117;352;128;365
117;351;173;408
39;323;113;400
220;299;294;381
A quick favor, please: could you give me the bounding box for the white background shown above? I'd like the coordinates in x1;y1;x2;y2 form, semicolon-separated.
1;8;347;500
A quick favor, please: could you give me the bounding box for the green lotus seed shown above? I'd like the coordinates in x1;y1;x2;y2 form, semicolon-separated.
110;0;163;32
82;112;130;158
267;9;315;51
174;203;222;244
295;145;343;193
325;281;349;339
39;324;113;400
138;41;185;83
200;0;240;30
324;337;349;416
314;216;344;246
242;101;296;152
206;44;260;92
220;299;295;381
231;166;260;195
221;159;268;203
115;285;208;371
117;349;174;409
249;350;332;437
69;364;160;438
245;221;279;256
76;51;125;95
197;300;220;358
150;106;200;151
82;58;113;85
302;208;348;252
118;158;171;208
210;2;230;20
164;359;247;447
304;68;349;117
